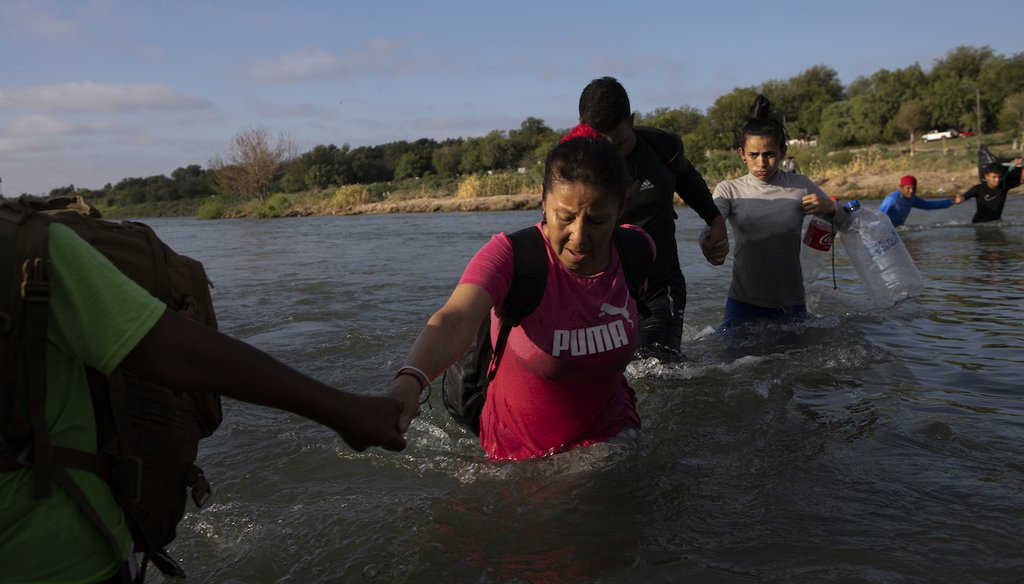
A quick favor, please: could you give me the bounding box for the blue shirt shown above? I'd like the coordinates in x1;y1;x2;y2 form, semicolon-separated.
878;190;953;226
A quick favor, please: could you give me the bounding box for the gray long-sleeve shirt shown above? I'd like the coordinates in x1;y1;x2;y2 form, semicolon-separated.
713;171;830;308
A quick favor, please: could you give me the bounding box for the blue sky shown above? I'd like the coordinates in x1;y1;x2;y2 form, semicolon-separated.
1;0;1019;196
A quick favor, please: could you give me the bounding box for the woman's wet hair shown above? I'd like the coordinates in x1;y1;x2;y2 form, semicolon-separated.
542;137;628;207
579;76;631;133
739;94;788;150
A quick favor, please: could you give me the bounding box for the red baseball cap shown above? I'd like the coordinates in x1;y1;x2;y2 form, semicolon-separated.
899;175;917;187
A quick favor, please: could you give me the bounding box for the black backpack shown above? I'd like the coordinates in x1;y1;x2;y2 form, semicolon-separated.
440;225;653;436
0;196;221;581
977;144;1014;182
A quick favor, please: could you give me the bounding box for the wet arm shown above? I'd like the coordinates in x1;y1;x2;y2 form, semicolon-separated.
390;283;494;430
120;309;406;452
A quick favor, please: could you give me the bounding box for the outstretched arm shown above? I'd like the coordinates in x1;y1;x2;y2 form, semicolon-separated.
120;309;407;452
389;283;494;432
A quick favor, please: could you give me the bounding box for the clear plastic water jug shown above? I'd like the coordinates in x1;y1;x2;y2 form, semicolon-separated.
839;200;924;307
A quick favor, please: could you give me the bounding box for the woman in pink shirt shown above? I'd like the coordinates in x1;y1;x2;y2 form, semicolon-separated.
390;129;654;460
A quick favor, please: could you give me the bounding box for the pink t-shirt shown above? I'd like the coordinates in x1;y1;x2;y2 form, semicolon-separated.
459;223;653;460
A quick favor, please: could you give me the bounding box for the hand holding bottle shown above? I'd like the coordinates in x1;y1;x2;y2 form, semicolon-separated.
801;193;836;216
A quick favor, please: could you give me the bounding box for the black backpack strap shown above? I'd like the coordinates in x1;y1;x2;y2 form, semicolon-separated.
10;205;54;498
0;203;22;438
503;227;548;323
611;227;654;317
486;227;548;381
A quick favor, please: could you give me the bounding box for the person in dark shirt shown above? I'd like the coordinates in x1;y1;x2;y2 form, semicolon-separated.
578;77;728;356
961;160;1023;223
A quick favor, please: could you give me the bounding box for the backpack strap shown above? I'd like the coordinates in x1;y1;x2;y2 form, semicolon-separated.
486;227;548;382
611;226;654;317
489;225;653;379
0;204;21;441
503;227;548;324
9;204;55;498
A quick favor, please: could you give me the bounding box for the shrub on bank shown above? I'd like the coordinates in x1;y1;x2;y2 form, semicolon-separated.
254;193;292;218
332;185;381;207
456;171;538;199
197;200;226;220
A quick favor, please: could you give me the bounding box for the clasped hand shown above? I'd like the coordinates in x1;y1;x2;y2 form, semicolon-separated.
801;193;835;216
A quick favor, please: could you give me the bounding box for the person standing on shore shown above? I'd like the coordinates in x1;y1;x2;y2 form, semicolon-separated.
960;160;1023;223
878;175;963;227
712;95;838;330
578;77;728;356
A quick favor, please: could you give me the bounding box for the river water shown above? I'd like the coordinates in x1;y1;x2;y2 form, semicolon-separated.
143;199;1024;583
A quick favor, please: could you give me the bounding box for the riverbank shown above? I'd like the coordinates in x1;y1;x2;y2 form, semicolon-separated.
100;136;1017;219
282;168;985;217
100;168;1000;219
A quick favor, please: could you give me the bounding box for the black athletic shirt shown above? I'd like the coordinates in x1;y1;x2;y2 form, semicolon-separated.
619;128;720;288
962;168;1021;223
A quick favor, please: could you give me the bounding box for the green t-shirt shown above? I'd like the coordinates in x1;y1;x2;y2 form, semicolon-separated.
0;222;166;583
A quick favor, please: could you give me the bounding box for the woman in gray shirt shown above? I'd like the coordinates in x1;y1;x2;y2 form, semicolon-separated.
711;95;838;330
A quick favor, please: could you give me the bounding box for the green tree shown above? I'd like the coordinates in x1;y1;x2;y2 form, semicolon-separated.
394;149;432;180
508;117;556;168
479;130;513;170
431;141;463;177
347;146;391;184
761;64;844;136
702;87;760;150
930;45;995;81
818;101;857;148
998;93;1024;146
637;105;704;137
893;99;931;155
844;65;927;143
926;74;975;130
977;52;1024;130
927;46;1001;132
458;137;486;174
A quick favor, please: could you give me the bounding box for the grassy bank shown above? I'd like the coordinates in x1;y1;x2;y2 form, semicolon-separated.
100;133;1018;220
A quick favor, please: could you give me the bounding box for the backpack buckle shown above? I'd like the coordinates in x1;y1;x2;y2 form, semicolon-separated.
20;258;50;302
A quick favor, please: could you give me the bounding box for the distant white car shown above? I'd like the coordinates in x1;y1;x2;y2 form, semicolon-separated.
922;129;959;142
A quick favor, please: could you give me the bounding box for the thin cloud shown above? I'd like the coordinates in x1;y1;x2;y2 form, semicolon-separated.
6;114;78;136
8;1;80;40
246;39;420;84
0;81;214;113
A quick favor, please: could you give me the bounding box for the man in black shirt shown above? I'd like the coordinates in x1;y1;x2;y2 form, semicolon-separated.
579;77;728;356
961;160;1023;223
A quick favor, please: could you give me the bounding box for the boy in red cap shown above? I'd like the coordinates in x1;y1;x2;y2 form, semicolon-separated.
878;175;963;226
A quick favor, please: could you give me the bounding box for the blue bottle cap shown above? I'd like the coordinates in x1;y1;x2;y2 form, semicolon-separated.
843;200;861;212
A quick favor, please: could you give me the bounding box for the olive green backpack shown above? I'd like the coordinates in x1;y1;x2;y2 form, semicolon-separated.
0;196;221;581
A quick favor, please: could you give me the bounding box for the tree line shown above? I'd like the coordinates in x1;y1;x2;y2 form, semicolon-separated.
47;45;1024;205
